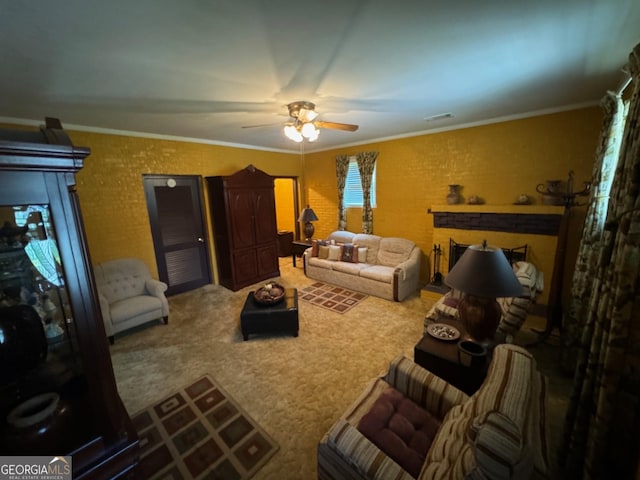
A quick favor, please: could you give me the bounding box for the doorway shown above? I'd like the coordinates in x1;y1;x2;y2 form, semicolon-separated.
274;177;300;239
143;175;212;295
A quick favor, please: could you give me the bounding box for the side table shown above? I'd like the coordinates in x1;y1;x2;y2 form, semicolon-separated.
291;240;312;267
240;288;299;341
414;318;488;395
277;231;294;257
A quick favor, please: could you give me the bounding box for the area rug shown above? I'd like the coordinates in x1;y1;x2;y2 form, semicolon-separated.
132;375;279;480
299;282;368;314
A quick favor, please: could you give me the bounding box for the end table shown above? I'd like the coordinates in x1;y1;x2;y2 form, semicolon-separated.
414;317;488;395
291;240;312;267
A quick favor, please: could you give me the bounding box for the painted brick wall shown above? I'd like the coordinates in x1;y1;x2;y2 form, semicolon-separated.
67;130;301;279
304;107;601;303
2;106;600;304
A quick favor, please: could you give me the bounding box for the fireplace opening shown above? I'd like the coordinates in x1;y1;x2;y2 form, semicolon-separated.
448;238;527;272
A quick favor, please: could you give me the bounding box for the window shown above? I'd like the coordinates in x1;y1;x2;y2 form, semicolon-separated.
344;158;376;207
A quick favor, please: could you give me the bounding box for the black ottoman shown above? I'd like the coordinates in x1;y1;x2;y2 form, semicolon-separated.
240;288;299;341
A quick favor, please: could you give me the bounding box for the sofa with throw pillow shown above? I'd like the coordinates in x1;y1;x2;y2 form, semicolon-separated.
302;230;421;301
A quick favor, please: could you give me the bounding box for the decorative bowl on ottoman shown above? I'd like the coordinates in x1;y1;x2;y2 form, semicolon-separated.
253;283;286;305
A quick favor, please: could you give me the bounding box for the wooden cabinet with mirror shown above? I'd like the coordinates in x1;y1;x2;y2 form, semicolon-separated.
0;119;138;478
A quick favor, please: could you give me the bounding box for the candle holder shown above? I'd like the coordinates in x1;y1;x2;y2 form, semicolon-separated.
529;170;591;347
535;170;591;208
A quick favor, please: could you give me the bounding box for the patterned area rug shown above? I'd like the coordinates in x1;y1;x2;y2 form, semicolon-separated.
299;282;368;314
132;375;279;479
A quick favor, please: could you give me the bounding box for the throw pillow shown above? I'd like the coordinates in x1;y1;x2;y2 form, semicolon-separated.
312;239;327;257
318;245;330;259
328;245;342;261
436;295;461;319
357;387;442;479
357;247;368;263
340;243;359;263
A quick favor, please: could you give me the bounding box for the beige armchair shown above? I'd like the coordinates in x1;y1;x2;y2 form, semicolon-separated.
318;344;550;479
93;258;169;344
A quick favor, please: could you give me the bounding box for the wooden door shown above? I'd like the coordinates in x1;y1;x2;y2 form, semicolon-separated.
143;175;212;295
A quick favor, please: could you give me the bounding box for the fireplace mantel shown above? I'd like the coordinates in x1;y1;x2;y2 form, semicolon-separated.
428;204;564;236
429;204;564;214
428;204;564;306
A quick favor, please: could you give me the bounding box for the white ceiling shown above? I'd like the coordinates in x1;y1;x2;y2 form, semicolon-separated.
1;0;638;153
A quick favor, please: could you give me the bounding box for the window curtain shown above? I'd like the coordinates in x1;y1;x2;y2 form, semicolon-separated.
356;151;378;234
335;155;350;231
561;42;640;479
559;91;627;373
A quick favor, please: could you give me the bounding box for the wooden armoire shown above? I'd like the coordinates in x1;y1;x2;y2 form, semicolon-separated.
0;119;138;478
206;165;280;291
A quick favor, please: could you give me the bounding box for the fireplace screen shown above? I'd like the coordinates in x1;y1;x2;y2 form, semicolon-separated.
448;238;527;272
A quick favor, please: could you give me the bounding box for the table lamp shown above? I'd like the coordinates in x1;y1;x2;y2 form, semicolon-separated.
444;241;523;343
298;205;319;241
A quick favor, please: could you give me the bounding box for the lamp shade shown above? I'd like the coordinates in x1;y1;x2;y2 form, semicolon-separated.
298;206;319;223
445;244;523;298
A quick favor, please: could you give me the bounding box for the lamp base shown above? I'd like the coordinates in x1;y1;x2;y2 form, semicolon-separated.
303;222;315;241
458;295;502;343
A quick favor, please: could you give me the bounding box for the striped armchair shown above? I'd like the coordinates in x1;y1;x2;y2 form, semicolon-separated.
424;261;543;344
317;344;550;479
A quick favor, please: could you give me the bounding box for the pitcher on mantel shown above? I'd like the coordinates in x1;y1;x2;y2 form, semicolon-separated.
447;184;461;204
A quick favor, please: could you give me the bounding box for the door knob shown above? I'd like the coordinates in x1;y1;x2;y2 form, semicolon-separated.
197;237;205;243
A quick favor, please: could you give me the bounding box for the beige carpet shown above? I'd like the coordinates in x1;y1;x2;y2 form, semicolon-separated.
109;258;571;479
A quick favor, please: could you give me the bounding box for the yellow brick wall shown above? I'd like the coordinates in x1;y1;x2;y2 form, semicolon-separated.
66;131;300;279
2;107;600;303
305;107;602;304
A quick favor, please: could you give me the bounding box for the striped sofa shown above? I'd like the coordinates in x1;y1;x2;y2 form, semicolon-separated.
317;345;550;479
424;261;542;344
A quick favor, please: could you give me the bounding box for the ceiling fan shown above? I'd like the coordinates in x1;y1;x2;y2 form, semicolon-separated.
244;101;359;143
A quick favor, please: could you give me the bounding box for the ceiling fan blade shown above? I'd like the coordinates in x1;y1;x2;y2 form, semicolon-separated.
241;122;283;129
314;120;359;132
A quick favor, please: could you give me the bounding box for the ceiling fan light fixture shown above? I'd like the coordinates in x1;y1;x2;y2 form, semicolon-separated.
300;108;319;122
301;122;317;138
282;100;357;143
308;128;320;142
284;125;303;142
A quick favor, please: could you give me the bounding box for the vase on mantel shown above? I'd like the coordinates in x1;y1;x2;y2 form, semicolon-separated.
446;184;461;205
542;179;564;205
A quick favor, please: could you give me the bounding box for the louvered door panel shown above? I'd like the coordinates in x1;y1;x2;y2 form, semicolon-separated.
165;247;204;286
